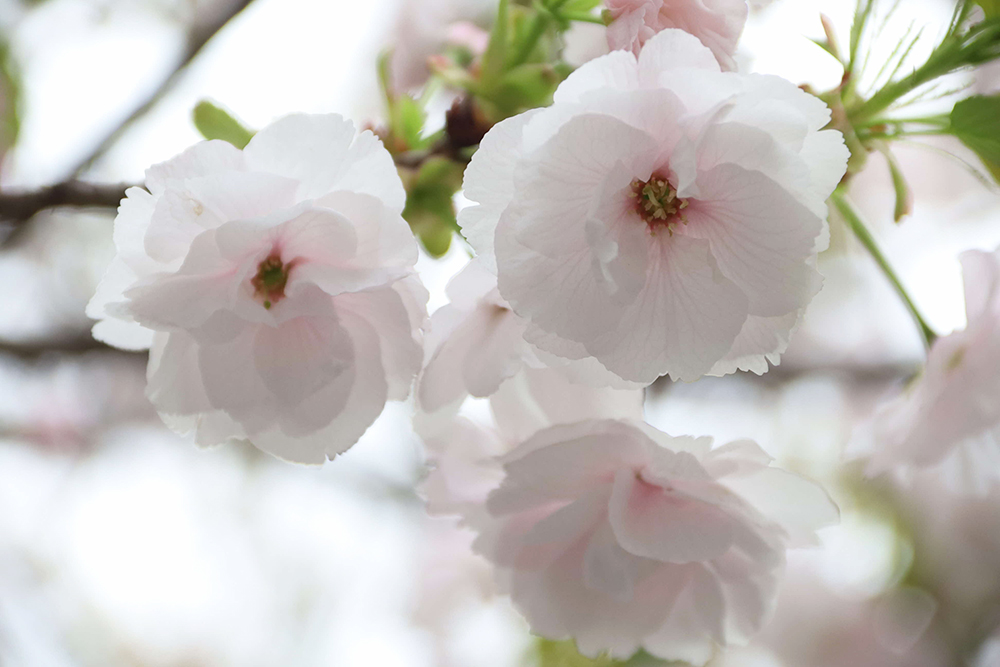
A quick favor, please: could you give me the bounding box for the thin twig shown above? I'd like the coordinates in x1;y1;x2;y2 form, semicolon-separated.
65;0;257;177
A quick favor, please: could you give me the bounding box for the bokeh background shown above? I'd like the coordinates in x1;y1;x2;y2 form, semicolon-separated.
1;0;1000;665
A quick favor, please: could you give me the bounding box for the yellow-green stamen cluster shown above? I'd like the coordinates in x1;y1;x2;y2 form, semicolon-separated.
630;177;689;234
251;255;290;310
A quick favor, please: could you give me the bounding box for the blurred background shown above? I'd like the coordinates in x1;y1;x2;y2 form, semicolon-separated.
0;0;999;665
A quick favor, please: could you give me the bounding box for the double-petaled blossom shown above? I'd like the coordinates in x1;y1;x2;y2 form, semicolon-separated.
87;114;426;464
459;29;849;385
604;0;749;71
866;246;1000;494
472;419;838;663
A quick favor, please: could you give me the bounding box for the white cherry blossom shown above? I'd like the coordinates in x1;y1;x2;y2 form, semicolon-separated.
459;29;849;384
866;246;1000;494
87;114;426;464
605;0;749;71
472;419;838;663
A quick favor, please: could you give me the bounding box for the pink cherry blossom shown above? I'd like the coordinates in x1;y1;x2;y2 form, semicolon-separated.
87;114;426;464
866;246;1000;494
604;0;749;71
459;30;849;384
472;419;838;662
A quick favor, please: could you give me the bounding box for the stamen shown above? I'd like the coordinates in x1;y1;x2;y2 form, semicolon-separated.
630;177;689;235
251;254;291;309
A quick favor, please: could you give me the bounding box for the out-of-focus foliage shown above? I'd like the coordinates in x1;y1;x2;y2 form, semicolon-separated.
950;94;1000;183
192;99;254;149
0;39;21;165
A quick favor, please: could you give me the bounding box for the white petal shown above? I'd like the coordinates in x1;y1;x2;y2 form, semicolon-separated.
960;247;1000;324
145;140;245;195
587;233;749;383
553;50;639;105
637;29;721;85
707;311;800;377
458;110;540;273
243;113;405;211
681;163;823;318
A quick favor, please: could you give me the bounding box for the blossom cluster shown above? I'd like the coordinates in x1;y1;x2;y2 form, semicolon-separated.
86;0;1000;663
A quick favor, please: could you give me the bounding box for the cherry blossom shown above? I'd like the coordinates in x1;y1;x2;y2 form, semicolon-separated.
605;0;749;71
866;246;1000;494
472;419;838;662
459;29;849;384
87;114;426;463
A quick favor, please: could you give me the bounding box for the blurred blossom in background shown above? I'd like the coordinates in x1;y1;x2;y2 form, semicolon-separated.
0;0;999;666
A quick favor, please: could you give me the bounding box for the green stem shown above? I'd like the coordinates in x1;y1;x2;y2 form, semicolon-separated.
509;12;550;68
830;191;938;348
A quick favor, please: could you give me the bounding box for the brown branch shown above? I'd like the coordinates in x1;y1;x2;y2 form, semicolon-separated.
65;0;258;178
0;181;130;222
0;335;146;363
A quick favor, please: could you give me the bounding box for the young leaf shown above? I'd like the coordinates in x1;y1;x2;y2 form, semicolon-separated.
0;39;22;160
192;100;254;149
950;94;1000;183
402;157;465;258
393;94;429;150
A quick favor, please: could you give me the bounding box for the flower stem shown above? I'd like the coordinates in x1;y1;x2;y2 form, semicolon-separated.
830;190;938;349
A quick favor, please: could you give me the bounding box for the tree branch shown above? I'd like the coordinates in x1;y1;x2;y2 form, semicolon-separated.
65;0;258;178
0;180;130;222
0;335;145;363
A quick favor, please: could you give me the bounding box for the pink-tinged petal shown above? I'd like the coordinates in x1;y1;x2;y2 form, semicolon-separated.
553;50;640;104
583;523;641;601
124;229;247;331
490;368;645;444
243;113;405;211
637;29;721;84
707;311;800;377
420;301;527;412
488;420;650;515
608;465;738;564
961;247;1000;324
144;140;245;196
335;280;425;402
459;110;540;273
87;255;155;350
251;311;355;408
718;466;839;547
587;234;748;384
506;489;610;570
710;547;782;644
681;163;823;318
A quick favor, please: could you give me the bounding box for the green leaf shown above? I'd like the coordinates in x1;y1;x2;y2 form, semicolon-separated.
950;94;1000;184
978;0;1000;18
192;100;254;149
560;0;602;12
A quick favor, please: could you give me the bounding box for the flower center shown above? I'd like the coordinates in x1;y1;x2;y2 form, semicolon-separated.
251;255;291;310
630;176;688;234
